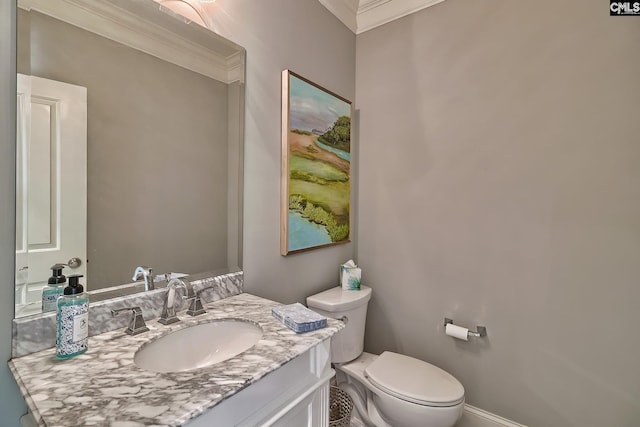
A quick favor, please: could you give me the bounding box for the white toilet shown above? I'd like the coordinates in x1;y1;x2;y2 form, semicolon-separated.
307;285;465;427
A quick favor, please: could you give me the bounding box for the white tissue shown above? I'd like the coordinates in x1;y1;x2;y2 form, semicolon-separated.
445;323;469;341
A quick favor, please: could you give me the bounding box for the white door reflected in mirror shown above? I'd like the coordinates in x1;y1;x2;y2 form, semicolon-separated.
15;74;87;317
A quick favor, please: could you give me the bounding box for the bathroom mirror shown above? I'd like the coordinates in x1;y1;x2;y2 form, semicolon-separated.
15;0;244;317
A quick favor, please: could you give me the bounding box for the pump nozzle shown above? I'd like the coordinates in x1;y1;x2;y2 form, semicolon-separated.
64;274;85;295
48;264;67;285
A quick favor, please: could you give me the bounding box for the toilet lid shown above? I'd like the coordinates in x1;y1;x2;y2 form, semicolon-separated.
364;351;464;407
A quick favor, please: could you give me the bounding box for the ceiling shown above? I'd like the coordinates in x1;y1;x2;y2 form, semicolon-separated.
318;0;446;34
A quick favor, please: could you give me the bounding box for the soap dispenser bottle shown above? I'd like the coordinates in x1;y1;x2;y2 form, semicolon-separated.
56;274;89;359
42;264;66;313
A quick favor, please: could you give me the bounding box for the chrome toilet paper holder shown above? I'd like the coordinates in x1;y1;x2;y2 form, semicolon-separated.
444;318;487;338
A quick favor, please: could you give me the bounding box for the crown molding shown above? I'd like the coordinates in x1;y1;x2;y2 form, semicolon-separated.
18;0;243;84
319;0;446;34
318;0;358;33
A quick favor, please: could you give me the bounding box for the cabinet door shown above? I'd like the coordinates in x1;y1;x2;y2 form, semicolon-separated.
186;340;334;427
271;382;330;427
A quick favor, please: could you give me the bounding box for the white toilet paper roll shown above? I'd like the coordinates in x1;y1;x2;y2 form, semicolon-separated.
445;323;469;341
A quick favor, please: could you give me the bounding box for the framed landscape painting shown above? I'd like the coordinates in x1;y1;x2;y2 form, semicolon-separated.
281;70;352;255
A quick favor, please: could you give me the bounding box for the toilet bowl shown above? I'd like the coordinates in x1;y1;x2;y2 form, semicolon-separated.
307;286;465;427
337;351;464;427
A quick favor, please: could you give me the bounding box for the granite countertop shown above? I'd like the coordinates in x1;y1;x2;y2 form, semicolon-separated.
9;293;344;427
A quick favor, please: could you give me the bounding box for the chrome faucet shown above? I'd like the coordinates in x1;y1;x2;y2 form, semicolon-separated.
132;266;154;291
159;278;194;325
186;285;216;317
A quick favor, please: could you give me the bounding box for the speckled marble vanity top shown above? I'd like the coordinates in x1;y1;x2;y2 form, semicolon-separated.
9;293;344;427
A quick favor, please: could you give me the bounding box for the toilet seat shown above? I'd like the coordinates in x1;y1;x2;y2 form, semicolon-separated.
364;351;465;407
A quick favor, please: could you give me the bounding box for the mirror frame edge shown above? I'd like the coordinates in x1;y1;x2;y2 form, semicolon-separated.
4;1;18;320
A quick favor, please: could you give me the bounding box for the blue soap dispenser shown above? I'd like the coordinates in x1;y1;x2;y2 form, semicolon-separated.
42;264;66;313
56;274;89;359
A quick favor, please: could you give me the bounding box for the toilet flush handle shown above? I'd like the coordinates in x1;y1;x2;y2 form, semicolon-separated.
337;316;348;325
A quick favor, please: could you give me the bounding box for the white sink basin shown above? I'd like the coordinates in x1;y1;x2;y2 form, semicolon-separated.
134;319;263;373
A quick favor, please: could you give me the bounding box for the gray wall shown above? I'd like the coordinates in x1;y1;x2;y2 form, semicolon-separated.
207;0;357;304
356;0;640;426
20;11;230;289
5;0;639;426
1;1;29;425
1;1;355;425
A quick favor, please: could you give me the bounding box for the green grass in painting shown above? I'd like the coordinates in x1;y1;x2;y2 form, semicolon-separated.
289;155;348;182
291;170;329;185
289;179;349;218
288;148;350;243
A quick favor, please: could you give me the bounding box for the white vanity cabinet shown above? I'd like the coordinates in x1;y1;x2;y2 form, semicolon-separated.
187;339;333;427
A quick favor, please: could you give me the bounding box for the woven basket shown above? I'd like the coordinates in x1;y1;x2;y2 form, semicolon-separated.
329;386;354;427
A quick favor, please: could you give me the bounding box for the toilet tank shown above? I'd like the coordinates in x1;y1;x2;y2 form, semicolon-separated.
306;286;372;364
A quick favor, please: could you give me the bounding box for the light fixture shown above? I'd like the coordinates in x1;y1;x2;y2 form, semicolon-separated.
157;0;209;27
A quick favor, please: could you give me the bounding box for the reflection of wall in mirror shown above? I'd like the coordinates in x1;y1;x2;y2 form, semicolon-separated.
17;9;230;290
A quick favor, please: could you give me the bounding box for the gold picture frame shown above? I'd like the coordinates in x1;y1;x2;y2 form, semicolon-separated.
281;70;352;255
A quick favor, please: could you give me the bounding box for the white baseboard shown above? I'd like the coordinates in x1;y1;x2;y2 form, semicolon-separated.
458;404;527;427
349;404;526;427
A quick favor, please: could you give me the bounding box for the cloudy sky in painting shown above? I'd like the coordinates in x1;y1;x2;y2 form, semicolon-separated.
289;75;350;132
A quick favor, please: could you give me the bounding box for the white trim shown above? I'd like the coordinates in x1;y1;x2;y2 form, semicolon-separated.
319;0;448;34
18;0;243;83
349;403;526;427
318;0;358;33
227;50;246;84
462;404;528;427
358;0;392;14
357;0;446;34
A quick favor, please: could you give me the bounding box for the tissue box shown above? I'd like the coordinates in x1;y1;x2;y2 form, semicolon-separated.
341;262;362;290
272;303;327;333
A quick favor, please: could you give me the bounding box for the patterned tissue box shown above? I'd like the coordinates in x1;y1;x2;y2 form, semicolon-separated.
340;263;362;290
272;303;327;333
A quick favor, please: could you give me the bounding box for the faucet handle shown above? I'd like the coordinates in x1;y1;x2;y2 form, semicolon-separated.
186;297;206;316
111;306;149;335
186;285;213;317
